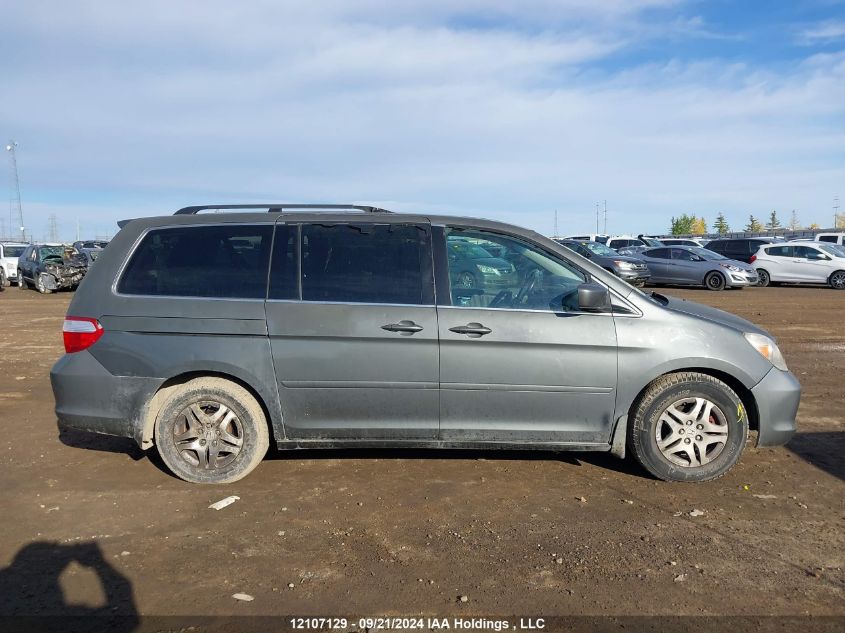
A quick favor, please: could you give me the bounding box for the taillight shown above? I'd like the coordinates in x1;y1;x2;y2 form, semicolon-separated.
63;317;104;353
749;255;757;263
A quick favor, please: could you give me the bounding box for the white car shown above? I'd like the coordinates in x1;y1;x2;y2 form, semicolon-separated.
815;232;845;246
752;241;845;289
0;242;28;286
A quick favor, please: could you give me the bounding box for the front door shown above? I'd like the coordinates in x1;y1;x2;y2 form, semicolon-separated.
436;227;618;445
265;219;440;440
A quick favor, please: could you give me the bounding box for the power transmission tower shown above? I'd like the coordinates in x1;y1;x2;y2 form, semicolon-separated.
603;200;607;233
48;214;59;242
835;196;840;228
5;140;24;240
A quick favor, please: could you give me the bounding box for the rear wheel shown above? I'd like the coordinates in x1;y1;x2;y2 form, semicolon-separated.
18;271;27;289
829;270;845;290
154;377;269;484
704;271;726;291
628;372;747;482
756;269;770;287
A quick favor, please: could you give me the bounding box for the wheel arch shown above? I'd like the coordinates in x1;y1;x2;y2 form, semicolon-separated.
139;370;282;451
703;268;728;287
613;367;760;456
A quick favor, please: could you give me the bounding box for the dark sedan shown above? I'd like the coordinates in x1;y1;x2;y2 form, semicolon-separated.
555;239;650;286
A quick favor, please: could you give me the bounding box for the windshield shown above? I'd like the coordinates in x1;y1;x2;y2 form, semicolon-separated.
817;243;845;258
38;246;65;260
688;247;727;260
3;245;26;257
641;237;664;247
583;242;619;257
449;242;494;259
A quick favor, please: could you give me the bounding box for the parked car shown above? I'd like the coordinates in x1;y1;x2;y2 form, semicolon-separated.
813;232;845;246
606;235;664;251
0;242;28;286
616;245;650;257
660;238;708;248
637;246;758;290
752;242;845;289
562;233;609;244
18;243;88;293
704;237;784;264
555;239;650;286
72;240;109;251
446;238;518;299
51;204;799;484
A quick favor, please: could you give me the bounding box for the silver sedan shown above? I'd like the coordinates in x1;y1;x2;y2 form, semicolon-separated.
638;246;758;291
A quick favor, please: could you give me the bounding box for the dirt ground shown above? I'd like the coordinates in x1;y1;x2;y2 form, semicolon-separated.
0;285;843;624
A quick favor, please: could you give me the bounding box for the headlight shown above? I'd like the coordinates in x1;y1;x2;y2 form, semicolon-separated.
720;263;741;272
614;260;635;269
476;265;501;275
744;333;788;371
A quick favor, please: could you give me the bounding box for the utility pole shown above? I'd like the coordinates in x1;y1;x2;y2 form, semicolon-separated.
603;200;607;234
595;202;600;233
835;196;840;228
5;141;24;240
48;214;59;242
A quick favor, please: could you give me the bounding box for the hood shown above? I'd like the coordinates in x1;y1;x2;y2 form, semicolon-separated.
712;257;755;273
662;295;769;337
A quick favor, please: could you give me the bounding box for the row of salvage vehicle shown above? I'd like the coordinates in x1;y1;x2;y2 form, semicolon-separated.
0;240;107;292
554;233;845;290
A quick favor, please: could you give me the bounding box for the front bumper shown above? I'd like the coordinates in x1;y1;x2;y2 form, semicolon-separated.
751;367;800;447
51;350;162;446
616;268;651;283
726;271;758;287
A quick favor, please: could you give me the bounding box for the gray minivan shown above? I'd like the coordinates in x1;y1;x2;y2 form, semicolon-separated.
51;205;800;484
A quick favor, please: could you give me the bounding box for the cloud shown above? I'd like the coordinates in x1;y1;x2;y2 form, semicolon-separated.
797;19;845;44
1;1;844;239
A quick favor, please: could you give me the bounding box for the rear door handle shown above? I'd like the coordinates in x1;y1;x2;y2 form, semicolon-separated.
449;323;492;338
381;320;424;335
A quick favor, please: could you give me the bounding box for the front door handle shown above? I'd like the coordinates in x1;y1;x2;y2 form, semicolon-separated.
449;322;492;338
381;320;424;335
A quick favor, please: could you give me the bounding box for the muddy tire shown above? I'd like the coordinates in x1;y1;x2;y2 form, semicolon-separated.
628;372;748;482
154;377;269;484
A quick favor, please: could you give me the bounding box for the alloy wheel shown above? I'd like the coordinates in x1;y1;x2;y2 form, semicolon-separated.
830;271;845;290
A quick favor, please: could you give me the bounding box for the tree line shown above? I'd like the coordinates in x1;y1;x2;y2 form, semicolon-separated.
668;210;843;235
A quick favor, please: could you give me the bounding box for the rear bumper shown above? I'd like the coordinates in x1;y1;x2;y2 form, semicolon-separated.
51;351;162;446
752;368;801;447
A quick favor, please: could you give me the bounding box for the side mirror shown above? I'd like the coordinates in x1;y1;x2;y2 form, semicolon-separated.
577;282;610;311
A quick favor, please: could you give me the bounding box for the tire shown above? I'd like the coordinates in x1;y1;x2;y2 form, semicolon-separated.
18;271;27;289
829;270;845;290
35;273;52;294
756;269;770;287
154;377;269;484
628;372;748;482
704;271;726;291
0;270;6;289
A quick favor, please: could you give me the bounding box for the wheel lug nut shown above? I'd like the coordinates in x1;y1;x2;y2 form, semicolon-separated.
684;438;691;444
696;435;702;441
696;424;703;430
679;429;685;435
200;439;206;446
686;421;692;425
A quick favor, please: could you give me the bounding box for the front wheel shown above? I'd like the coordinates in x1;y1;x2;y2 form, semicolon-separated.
829;270;845;290
704;271;726;291
154;377;269;484
756;269;770;287
628;372;748;482
35;273;53;294
18;272;27;289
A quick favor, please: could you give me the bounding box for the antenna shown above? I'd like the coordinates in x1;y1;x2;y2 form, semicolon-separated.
5;141;24;240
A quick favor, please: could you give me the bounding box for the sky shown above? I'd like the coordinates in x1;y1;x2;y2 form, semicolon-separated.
1;0;844;241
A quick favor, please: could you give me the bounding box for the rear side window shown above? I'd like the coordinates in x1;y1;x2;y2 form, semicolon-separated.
765;246;793;257
299;223;433;305
644;248;670;259
118;224;273;298
818;235;837;243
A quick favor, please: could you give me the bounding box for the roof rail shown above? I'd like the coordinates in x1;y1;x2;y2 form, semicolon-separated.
174;204;393;215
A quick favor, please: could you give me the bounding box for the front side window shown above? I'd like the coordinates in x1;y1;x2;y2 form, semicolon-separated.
299;223;432;305
794;246;826;260
118;224;273;298
446;228;586;312
644;248;670;259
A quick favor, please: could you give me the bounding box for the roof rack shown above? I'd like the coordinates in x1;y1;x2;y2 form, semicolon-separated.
174;204;393;215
